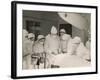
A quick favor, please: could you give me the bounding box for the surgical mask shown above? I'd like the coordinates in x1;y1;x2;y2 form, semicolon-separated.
39;41;44;44
60;32;65;36
51;34;57;38
39;39;45;44
29;37;35;41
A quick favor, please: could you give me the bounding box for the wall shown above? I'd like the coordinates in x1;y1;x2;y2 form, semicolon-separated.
72;26;85;43
23;10;89;43
23;11;58;36
58;12;91;43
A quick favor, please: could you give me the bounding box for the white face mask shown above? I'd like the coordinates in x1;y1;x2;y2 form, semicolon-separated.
51;34;57;38
40;42;44;45
39;39;45;44
60;32;65;36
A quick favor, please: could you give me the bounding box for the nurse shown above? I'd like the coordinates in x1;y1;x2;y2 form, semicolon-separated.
59;29;66;38
32;35;46;69
26;33;35;69
44;26;61;67
60;33;71;53
22;29;29;69
67;36;81;55
74;36;91;62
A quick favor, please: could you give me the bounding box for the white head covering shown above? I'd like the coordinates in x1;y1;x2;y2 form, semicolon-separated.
37;35;45;40
60;29;66;33
51;26;57;34
28;33;35;38
23;29;28;37
72;36;81;44
62;34;70;40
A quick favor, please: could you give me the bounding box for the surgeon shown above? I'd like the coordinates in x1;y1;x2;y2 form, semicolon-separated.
22;29;29;69
33;35;45;57
44;26;61;68
76;41;91;62
60;29;66;37
32;35;46;69
67;36;81;55
60;32;71;53
68;36;91;62
26;33;35;69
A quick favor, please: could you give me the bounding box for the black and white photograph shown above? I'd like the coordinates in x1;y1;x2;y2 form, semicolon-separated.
22;10;91;69
11;1;97;79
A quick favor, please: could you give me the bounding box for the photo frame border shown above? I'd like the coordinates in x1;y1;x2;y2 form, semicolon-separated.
11;1;98;79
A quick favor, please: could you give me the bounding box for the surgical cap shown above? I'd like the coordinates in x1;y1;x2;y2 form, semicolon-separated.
51;26;57;34
28;33;35;38
72;36;81;44
37;35;45;40
60;29;66;33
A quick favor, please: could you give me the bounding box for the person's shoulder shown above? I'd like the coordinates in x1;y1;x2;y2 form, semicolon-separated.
66;34;71;37
68;38;73;43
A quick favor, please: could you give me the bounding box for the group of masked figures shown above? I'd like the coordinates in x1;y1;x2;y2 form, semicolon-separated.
22;26;91;69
